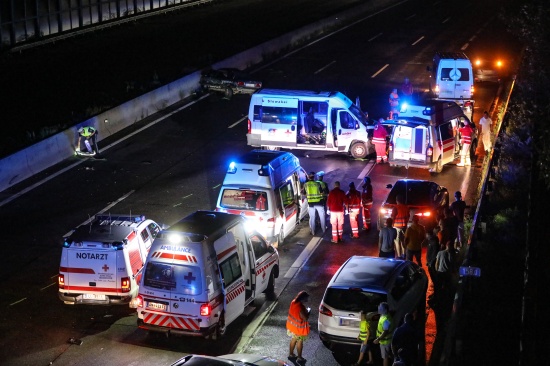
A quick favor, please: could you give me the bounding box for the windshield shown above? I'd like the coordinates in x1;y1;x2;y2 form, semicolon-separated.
219;189;268;211
323;288;387;312
349;104;369;127
143;261;202;295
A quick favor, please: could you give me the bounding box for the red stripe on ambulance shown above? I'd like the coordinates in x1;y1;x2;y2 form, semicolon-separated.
143;312;200;330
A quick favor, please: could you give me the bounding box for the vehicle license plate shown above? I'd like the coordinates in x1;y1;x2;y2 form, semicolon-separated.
83;294;106;300
339;318;360;327
148;302;167;311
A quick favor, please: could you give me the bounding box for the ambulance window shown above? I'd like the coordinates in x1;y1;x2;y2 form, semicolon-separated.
143;262;202;295
440;68;470;81
279;182;294;208
219;253;242;287
220;189;268;211
259;106;298;124
147;223;161;239
251;234;268;258
140;229;150;242
253;105;261;121
439;122;454;141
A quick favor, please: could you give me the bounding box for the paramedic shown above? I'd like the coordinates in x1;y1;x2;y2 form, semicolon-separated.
327;181;348;243
373;118;388;163
346;182;362;238
287;290;310;363
304;172;325;236
457;120;473;167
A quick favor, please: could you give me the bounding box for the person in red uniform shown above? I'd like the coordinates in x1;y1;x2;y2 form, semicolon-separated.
391;194;410;258
457;120;473;167
346;182;362;238
286;290;310;363
373;118;388;163
361;176;373;231
255;192;266;211
327;181;348;243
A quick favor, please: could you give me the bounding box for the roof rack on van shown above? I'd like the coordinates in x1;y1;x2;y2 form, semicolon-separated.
434;51;469;60
95;214;146;226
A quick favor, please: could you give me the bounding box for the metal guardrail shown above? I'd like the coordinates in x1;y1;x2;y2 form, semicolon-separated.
9;0;215;54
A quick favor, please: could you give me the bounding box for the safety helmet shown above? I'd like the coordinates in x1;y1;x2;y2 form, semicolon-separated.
317;171;325;177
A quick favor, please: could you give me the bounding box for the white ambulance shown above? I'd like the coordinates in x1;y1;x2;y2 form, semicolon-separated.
385;101;476;173
246;89;374;159
58;215;161;305
215;149;308;246
429;52;475;119
135;211;279;340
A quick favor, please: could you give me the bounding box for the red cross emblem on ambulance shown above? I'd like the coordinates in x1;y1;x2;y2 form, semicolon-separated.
102;264;109;272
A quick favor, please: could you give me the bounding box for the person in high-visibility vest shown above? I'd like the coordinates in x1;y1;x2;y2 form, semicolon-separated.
316;171;329;212
327;181;348;243
391;195;410;258
303;172;325;236
76;126;98;154
352;309;374;366
388;89;399;119
457;120;473;166
286;290;310;363
374;302;395;366
346;182;362;238
373;118;388;163
361;176;373;230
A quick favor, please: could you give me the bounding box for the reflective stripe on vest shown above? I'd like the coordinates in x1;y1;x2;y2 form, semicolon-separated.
347;190;361;209
376;314;394;345
305;181;322;203
359;320;369;341
393;204;408;228
286;301;309;336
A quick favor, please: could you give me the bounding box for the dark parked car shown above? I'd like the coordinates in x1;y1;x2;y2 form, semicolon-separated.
197;68;262;99
171;354;290;365
377;179;449;230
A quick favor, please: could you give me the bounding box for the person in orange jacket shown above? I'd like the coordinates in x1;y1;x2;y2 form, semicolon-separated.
327;181;348;243
287;290;310;363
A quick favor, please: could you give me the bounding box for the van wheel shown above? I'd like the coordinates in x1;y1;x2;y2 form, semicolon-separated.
350;142;368;159
432;157;443;173
266;270;275;295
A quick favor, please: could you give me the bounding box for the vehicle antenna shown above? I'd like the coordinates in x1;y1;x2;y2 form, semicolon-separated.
109;212;112;234
89;214;92;234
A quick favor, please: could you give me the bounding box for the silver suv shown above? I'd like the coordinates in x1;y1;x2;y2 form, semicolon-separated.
318;256;427;350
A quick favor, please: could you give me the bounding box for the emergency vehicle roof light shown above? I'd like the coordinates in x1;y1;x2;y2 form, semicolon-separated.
258;164;271;176
400;103;408;113
422;107;433;116
112;242;124;250
63;240;72;248
227;162;237;174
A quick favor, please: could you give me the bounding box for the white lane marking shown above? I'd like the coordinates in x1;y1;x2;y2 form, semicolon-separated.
284;236;324;278
461;43;469;51
228;116;247;128
371;64;389;78
314;60;336;75
41;282;57;291
10;298;27;306
358;160;376;180
368;32;383;42
62;190;136;237
469;35;477;42
406;14;416;20
442;17;450;24
411;36;425;46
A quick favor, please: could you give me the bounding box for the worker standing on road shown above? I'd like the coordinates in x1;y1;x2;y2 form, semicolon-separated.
374;302;395;366
346;182;362;238
303;172;325;236
457;120;473;167
361;176;373;231
373;118;388;164
327;181;348;243
286;290;310;364
391;194;410;259
388;88;399;119
479;111;493;154
401;77;414;98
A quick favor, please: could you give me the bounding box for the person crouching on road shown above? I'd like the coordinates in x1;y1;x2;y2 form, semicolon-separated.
287;290;310;364
327;181;348;243
346;182;362;238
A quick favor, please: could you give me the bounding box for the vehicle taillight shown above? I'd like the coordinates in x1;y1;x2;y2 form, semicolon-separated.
200;303;211;316
267;217;276;228
255;83;262;88
435;84;439;93
135;295;143;308
58;274;65;288
379;207;390;215
247;119;252;134
389;142;394;152
427;146;433;157
237;81;244;87
319;304;333;317
121;277;131;293
471;85;474;95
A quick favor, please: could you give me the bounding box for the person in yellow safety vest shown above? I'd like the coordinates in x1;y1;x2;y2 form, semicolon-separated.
346;182;362;238
286;291;310;363
388;88;399;119
303;172;325;236
361;176;373;231
372;118;388;163
352;309;374;366
316;171;329;212
391;195;410;259
374;302;394;366
76;126;98;154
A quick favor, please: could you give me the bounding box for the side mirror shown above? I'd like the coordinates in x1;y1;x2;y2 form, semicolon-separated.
386;184;393;189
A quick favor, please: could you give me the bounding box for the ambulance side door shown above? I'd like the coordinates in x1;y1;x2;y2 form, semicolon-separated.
438;121;456;164
296;169;309;221
336;110;358;150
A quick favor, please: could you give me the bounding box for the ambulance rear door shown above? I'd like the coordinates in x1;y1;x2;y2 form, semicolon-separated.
257;97;299;147
436;121;457;164
215;232;246;325
391;123;429;163
438;59;473;100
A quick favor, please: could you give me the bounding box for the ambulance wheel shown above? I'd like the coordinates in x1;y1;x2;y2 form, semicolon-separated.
433;157;443;173
350;142;368;159
211;313;226;340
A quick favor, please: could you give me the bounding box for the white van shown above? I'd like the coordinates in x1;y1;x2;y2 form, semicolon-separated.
58;215;161;305
135;211;279;339
385;101;477;173
429;52;475;119
246;89;374;159
216;149;308;246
